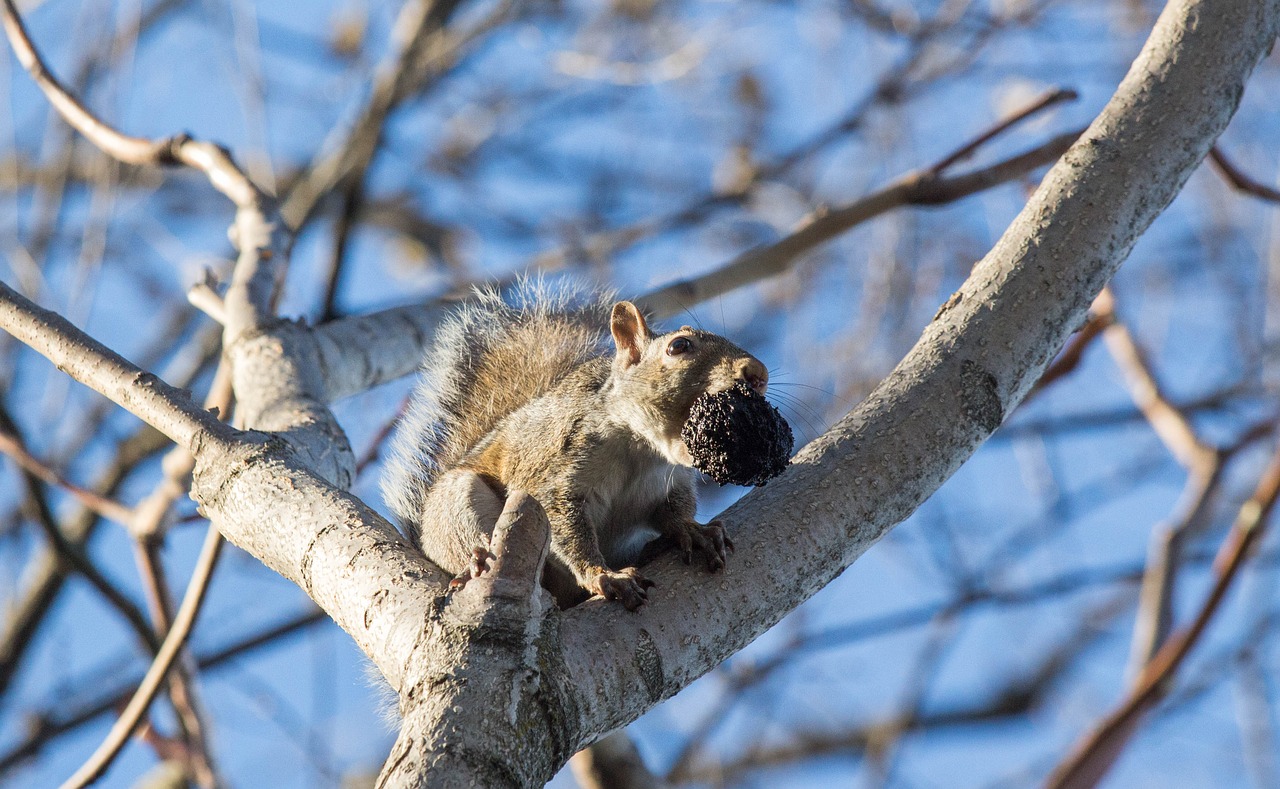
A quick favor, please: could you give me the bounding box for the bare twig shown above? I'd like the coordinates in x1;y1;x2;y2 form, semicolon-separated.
0;405;161;654
129;363;234;542
0;280;238;789
280;0;500;231
527;12;1010;275
61;522;225;789
0;430;134;525
1092;288;1222;669
1208;145;1280;203
570;731;665;789
355;400;407;477
131;539;219;787
1031;306;1115;394
0;608;328;774
640;128;1081;318
186;278;227;326
677;594;1129;784
929;87;1077;174
0;426;170;698
1;0;251;203
1096;290;1215;471
1046;442;1280;789
1;10;264;780
318;176;364;322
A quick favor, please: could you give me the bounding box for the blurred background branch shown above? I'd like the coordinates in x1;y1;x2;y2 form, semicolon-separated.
0;0;1277;786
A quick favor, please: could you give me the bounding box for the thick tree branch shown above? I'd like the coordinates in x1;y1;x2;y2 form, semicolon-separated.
549;0;1279;756
2;1;1275;787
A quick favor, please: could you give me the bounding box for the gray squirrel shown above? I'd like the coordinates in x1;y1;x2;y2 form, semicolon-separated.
381;282;768;610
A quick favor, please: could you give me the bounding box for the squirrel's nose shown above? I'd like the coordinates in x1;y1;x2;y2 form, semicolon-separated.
737;358;768;395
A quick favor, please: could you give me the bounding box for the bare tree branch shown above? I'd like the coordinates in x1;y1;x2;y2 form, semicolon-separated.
0;608;328;774
553;0;1279;764
60;523;224;789
1046;440;1280;789
1;0;1274;786
1209;145;1280;204
0;423;134;526
639;129;1082;319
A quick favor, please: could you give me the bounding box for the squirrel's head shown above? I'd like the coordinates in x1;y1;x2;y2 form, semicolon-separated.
609;301;768;465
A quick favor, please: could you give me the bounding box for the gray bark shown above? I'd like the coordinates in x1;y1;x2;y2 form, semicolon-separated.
0;0;1273;786
371;0;1280;778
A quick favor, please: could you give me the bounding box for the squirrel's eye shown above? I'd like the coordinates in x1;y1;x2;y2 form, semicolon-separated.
666;337;692;356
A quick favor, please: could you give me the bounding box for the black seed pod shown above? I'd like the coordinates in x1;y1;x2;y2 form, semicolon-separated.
681;381;793;486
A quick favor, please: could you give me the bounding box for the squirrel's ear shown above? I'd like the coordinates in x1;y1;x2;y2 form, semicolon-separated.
610;301;650;368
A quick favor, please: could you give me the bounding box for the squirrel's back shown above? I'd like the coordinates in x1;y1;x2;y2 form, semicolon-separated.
381;281;613;534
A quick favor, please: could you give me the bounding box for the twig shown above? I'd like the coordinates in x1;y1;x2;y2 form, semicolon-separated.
1096;289;1215;471
0;279;237;789
1045;442;1280;789
4;466;160;659
2;0;282;328
676;594;1128;783
1030;305;1114;394
1208;145;1280;204
0;608;328;773
570;731;665;789
640;128;1081;318
0;282;231;450
1092;288;1222;668
187;277;227;326
355;398;409;477
0;426;170;699
129;363;234;542
0;405;159;656
1;0;251;203
60;522;224;789
0;431;134;525
530;36;1060;275
318;175;364;322
131;539;219;787
2;6;290;785
279;0;495;231
929;87;1077;174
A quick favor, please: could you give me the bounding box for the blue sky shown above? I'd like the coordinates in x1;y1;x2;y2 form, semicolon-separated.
2;0;1279;786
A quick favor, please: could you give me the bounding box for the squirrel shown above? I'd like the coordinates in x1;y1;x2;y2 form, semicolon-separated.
381;282;769;610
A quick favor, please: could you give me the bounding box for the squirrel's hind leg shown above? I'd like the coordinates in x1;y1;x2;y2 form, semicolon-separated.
417;469;505;584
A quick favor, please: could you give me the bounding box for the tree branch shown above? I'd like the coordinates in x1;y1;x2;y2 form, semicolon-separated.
1045;441;1280;789
1208;145;1280;203
638;128;1082;319
60;523;224;789
552;0;1279;757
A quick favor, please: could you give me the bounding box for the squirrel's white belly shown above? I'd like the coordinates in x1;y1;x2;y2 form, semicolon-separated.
584;450;690;565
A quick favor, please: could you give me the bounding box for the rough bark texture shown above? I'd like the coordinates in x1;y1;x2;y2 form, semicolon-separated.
184;0;1280;780
355;0;1277;780
2;0;1274;786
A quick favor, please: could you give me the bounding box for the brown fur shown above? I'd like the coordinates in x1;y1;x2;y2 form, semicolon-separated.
384;289;766;610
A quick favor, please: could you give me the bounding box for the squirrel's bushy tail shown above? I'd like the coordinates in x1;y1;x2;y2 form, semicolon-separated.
381;280;612;536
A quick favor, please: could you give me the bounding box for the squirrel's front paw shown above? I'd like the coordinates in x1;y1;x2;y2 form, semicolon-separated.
673;519;734;572
448;546;496;590
588;567;655;611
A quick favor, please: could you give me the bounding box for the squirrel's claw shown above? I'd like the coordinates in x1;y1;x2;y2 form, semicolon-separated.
590;567;654;611
677;520;731;573
449;546;496;590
